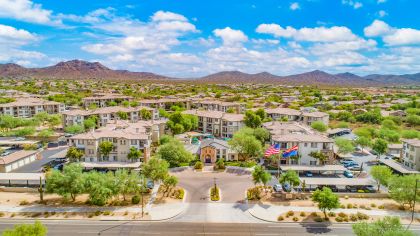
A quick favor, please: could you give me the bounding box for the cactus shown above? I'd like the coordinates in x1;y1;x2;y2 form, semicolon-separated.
38;176;44;202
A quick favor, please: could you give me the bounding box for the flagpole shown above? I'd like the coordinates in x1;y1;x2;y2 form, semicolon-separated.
277;153;280;179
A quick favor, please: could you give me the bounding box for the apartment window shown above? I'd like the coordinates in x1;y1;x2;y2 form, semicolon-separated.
304;143;308;147
78;140;84;145
311;143;317;148
88;149;94;155
310;161;317;165
131;140;137;145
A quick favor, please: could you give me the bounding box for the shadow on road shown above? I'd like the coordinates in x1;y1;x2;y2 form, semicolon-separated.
299;222;332;234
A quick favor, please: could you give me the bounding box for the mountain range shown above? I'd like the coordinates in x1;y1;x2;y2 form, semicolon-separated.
0;60;419;86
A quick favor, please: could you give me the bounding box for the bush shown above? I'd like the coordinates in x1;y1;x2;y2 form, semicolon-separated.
340;204;346;208
194;161;203;170
338;212;347;218
94;210;102;216
0;212;5;217
347;203;353;209
210;186;220;201
292;216;299;222
300;212;306;217
287;211;294;217
131;195;140;204
247;187;261;200
370;203;376;208
103;211;111;216
335;216;343;222
328;212;336;217
356;212;369;220
175;188;185;199
19;200;29;205
314;217;323;222
277;215;284;221
311;212;318;217
350;214;358;222
378;205;385;209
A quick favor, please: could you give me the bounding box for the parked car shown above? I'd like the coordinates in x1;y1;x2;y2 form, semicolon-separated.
347;165;361;171
14;137;26;141
343;170;354;178
283;183;292;192
147;180;154;189
53;163;64;171
304;171;313;177
318;185;338;192
361;185;376;193
273;184;283;192
345;185;358;193
344;162;359;168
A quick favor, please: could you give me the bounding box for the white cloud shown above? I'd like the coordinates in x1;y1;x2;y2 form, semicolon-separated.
151;11;188;22
251;39;280;45
290;2;300;10
364;20;392;37
256;24;358;42
378;10;387;18
0;0;61;25
364;20;420;46
342;0;363;9
213;27;248;45
0;24;37;44
310;39;377;55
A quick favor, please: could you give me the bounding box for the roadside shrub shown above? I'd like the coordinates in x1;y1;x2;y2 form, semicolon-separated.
292;216;299;222
356;212;369;220
314;217;323;222
103;211;111;216
357;190;365;193
344;195;349;199
340;204;346;208
247;187;261;200
311;212;318;217
131;195;140;204
350;214;358;222
338;212;347;218
175;189;185;199
19;200;29;205
287;211;294;217
210;186;220;201
31;212;42;218
378;205;385;209
335;216;343;222
346;203;353;209
94;210;102;216
300;212;306;217
370;203;376;208
10;213;16;218
88;213;94;218
328;212;336;217
277;215;284;221
194;162;203;170
0;212;5;217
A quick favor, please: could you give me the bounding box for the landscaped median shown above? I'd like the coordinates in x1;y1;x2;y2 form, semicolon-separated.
210;186;221;202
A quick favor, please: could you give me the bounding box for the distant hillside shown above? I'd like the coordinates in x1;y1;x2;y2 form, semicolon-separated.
1;60;419;86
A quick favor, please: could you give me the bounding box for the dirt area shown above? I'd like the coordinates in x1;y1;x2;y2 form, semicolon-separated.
0;211;151;220
153;186;184;205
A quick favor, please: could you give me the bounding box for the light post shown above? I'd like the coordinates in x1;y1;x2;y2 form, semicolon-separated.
407;179;419;231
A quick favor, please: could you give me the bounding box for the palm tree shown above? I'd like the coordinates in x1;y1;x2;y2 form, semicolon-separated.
279;170;300;192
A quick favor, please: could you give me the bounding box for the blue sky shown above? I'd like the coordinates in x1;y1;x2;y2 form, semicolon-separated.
0;0;419;77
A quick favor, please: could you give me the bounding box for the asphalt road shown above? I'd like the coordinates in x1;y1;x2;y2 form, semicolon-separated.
11;147;68;173
0;220;364;235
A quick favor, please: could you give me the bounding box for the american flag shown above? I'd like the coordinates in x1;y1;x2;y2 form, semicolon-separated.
264;144;280;157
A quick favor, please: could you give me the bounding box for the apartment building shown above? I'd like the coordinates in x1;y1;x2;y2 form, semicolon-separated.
62;106;159;128
402;139;420;171
265;107;329;126
199;139;239;164
0;97;65;118
82;93;132;108
138;98;191;110
191;100;246;113
182;110;245;138
263;121;334;166
69;120;166;164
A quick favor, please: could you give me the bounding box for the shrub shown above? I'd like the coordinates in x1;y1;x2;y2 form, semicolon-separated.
194;161;203;170
10;213;16;218
175;188;185;199
0;212;4;217
347;203;353;209
340;204;346;208
338;212;347;218
370;203;376;208
210;186;220;201
356;212;369;220
131;195;140;204
88;213;94;218
287;211;294;217
335;216;343;222
103;211;111;216
277;215;284;221
311;212;318;217
344;195;349;199
19;200;29;205
314;217;323;222
300;212;306;217
292;216;299;222
94;210;102;216
357;189;365;193
378;205;385;209
328;212;336;217
247;187;261;200
350;214;358;222
31;212;42;218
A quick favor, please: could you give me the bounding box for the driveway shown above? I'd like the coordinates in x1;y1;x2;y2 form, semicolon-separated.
11;147;68;173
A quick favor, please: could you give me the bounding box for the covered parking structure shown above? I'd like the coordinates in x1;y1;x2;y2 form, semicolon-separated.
80;161;141;171
379;159;420;175
299;177;376;192
280;165;347;175
0;173;45;187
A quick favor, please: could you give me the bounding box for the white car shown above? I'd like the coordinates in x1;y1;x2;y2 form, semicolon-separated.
273;184;283;192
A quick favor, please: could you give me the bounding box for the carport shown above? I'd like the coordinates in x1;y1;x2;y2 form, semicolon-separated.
0;172;45;187
379;159;420;175
299;177;375;191
80;161;141;170
280;165;347;175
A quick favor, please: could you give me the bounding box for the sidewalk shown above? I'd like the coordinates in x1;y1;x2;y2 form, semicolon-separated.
248;203;420;222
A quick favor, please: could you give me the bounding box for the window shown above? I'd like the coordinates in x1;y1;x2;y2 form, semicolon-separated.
304;143;308;147
311;143;317;148
310;161;317;165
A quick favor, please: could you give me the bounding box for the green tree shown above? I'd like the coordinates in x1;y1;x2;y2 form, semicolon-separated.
309;151;328;165
162;175;179;196
279;170;300;192
370;165;393;192
114;169;140;201
2;221;47;236
83;118;96;130
253;127;270;145
156;139;194;167
127;146;142;162
311;121;328;132
142;157;169;183
352;216;415;236
244;110;262;128
116;111;129;120
46;163;85;201
252;165;267;186
355;136;371;152
372;138;388;158
140;108;152;120
99;141;113;159
335;138;355;154
64;124;85;134
65;146;84;162
228;130;262;160
84;171;117;206
312;187;340;219
406;115;420;126
388;174;420;209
